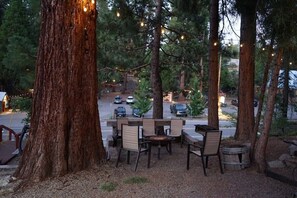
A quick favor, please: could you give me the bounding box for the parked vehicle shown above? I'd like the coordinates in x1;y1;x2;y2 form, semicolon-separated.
114;106;126;117
126;96;135;104
132;108;142;117
231;99;258;107
170;103;188;117
114;95;122;104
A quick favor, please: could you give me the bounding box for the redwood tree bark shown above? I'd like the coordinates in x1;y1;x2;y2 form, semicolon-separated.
14;1;105;182
235;0;258;141
208;0;219;129
151;0;163;119
252;38;274;157
255;48;283;173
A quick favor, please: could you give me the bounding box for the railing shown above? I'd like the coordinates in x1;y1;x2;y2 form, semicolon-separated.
0;125;21;149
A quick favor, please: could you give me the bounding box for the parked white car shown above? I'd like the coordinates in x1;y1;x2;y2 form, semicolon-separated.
126;96;135;104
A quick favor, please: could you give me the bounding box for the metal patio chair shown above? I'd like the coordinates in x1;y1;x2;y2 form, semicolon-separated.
165;119;184;147
187;130;224;176
116;124;151;171
113;117;128;146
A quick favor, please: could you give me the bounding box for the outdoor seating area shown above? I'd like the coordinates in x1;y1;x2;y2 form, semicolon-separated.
109;118;226;176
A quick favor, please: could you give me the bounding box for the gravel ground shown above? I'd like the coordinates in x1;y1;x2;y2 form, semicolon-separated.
1;137;296;198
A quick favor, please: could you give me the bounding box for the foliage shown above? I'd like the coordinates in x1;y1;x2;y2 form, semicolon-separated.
131;77;152;116
10;96;32;124
187;79;205;116
0;0;39;94
123;176;149;184
100;182;118;192
220;66;238;94
96;0;149;89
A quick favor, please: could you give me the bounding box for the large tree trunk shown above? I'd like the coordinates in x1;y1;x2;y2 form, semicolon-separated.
255;48;283;173
252;38;274;157
208;0;219;129
235;0;257;141
14;1;105;182
151;0;163;119
282;53;289;119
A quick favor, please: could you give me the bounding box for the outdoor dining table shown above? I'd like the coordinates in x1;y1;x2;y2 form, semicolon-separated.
146;135;173;160
106;118;180;127
106;118;185;134
194;124;218;136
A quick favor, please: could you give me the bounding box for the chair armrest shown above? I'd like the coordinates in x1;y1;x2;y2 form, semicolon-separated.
140;141;151;149
187;142;202;149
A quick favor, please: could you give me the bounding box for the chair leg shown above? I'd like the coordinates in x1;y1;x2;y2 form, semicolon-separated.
147;146;151;168
180;135;183;148
218;154;224;174
187;145;190;170
205;156;209;168
112;135;117;147
135;151;141;171
127;151;130;164
201;156;207;176
116;148;122;167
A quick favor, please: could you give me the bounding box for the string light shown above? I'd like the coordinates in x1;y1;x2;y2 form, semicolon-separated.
289;62;292;65
82;0;95;13
116;11;120;17
262;47;265;51
240;44;243;48
140;21;144;27
271;53;275;57
213;42;217;46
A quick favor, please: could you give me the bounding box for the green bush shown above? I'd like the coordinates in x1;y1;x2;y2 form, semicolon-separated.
10;97;32;124
100;182;117;192
123;176;149;184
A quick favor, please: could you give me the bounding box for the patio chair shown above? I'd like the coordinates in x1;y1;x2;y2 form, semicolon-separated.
165;119;184;147
113;117;128;146
141;118;156;140
116;124;151;171
187;130;224;176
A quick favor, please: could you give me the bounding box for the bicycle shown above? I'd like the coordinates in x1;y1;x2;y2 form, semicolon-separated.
19;124;30;154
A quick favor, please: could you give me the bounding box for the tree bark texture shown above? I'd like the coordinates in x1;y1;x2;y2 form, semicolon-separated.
151;0;163;119
255;48;283;173
252;40;274;157
235;0;257;141
14;0;105;182
207;0;219;129
282;53;289;118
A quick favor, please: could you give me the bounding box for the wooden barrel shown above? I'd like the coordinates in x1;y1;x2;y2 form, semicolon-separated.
222;145;250;170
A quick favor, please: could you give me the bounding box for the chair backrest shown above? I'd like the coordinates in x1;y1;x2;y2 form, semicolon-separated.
116;117;128;136
203;130;222;156
122;124;139;151
142;118;156;136
170;119;183;136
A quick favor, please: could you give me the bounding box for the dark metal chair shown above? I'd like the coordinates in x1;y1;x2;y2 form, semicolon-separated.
187;130;224;176
116;124;151;171
113;117;128;146
141;118;156;139
165;119;184;147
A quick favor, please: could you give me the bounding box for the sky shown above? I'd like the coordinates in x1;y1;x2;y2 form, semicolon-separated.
221;15;241;45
